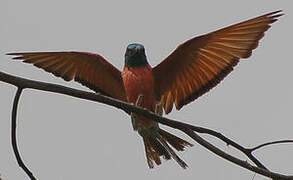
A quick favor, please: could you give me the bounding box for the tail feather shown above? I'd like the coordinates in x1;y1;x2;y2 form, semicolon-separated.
142;128;192;169
159;129;193;151
149;136;171;160
157;134;188;169
143;138;159;168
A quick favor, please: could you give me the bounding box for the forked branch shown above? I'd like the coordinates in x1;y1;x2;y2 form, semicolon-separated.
1;71;292;180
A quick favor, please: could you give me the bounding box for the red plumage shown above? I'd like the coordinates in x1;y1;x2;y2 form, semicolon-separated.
122;63;191;168
122;64;155;127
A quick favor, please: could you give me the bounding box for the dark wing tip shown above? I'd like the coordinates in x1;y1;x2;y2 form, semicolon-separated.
265;10;283;17
266;10;284;21
12;56;25;60
6;52;34;56
6;52;19;55
269;9;283;14
6;52;44;60
6;52;23;59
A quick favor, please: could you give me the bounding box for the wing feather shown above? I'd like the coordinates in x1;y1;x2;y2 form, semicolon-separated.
153;11;283;113
7;51;126;101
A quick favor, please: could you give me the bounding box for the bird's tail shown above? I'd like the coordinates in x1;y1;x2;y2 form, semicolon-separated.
142;128;192;169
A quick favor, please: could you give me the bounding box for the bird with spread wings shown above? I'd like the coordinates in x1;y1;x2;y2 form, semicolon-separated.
7;10;283;168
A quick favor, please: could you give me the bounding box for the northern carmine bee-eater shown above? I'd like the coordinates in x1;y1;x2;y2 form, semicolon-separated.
7;11;283;168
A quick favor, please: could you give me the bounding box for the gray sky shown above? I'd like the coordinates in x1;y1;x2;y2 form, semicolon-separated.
1;0;292;179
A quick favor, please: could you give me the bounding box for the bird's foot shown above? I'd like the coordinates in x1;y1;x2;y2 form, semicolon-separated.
135;94;144;106
155;102;163;116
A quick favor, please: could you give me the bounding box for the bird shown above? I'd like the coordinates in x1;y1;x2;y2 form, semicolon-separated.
7;10;283;169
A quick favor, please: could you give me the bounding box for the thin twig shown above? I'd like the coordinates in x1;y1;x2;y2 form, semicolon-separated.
182;128;292;180
1;71;292;180
249;140;293;152
11;87;36;180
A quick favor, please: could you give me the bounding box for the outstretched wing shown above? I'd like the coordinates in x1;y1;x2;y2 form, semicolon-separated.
7;51;126;101
153;10;283;114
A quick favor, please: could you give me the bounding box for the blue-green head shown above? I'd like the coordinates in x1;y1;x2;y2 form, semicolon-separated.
125;43;148;68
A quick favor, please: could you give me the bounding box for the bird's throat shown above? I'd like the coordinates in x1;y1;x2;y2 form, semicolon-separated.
125;54;148;68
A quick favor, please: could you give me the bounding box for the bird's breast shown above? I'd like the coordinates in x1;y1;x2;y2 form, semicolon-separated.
122;65;155;111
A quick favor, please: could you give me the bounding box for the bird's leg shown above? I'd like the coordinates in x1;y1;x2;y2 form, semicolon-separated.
155;102;163;116
131;94;144;131
135;94;144;106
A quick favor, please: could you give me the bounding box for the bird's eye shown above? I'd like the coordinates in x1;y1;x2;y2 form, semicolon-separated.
127;49;135;56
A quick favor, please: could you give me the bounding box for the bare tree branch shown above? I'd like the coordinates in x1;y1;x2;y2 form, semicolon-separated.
249;140;293;152
1;71;292;180
11;88;36;180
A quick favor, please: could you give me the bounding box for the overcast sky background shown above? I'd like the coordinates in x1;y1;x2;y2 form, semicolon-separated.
1;0;292;180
